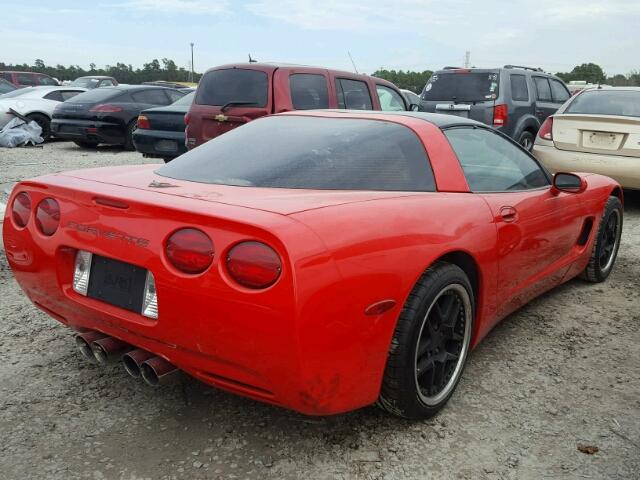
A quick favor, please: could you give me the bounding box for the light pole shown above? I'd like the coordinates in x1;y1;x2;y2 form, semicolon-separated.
190;42;195;83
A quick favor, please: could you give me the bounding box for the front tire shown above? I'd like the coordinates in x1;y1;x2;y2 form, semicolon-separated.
378;262;474;419
582;196;623;282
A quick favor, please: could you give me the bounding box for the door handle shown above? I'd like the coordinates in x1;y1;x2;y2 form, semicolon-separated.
499;206;518;223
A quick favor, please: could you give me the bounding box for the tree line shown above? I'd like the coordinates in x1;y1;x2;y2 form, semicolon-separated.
0;59;201;84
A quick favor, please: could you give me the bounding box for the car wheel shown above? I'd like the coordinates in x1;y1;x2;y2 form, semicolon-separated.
26;113;51;141
581;196;623;283
73;140;99;149
378;262;474;419
518;131;535;151
124;121;137;151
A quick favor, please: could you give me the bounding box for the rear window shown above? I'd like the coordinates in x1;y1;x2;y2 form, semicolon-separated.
171;91;195;106
69;88;125;103
422;71;499;102
565;90;640;118
196;69;268;107
157;116;435;191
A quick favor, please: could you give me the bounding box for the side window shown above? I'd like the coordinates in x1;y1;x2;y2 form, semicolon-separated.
0;73;11;81
100;79;115;87
166;89;185;103
38;76;58;86
61;90;83;101
444;127;550;192
289;73;329;110
510;74;529;101
17;74;37;86
335;78;373;110
550;79;570;103
131;89;172;105
43;91;64;102
376;85;406;111
533;77;552;102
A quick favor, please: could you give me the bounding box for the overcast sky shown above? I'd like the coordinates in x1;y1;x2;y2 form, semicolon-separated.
2;0;639;75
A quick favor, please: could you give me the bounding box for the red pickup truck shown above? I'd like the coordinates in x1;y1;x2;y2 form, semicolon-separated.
185;62;410;149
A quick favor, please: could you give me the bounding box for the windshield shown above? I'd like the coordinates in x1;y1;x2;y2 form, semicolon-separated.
157;116;436;192
422;71;499;102
565;90;640;118
71;78;100;88
195;69;268;107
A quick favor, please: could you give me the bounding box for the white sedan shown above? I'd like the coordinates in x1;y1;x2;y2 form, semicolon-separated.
0;86;86;140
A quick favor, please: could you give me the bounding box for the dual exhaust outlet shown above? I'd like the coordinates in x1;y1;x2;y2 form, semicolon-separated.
75;331;180;386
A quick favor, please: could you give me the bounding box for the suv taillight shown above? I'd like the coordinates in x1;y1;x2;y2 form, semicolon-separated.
11;192;31;228
165;228;214;274
137;115;150;129
538;116;553;140
35;198;60;236
493;104;508;126
90;104;123;113
226;241;282;289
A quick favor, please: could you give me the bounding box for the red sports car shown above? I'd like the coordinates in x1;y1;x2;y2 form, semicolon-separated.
3;111;623;419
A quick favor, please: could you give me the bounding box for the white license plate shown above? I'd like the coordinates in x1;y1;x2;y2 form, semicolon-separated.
584;131;619;149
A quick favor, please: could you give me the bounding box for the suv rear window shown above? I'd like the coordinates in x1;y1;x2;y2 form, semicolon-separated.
565;90;640;118
196;69;268;107
157;116;435;191
422;71;499;102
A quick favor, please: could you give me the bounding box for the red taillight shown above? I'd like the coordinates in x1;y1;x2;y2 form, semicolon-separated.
90;104;123;113
226;241;282;289
11;192;31;228
184;113;191;125
165;228;214;274
35;198;60;236
137;115;150;129
493;104;508;126
538;116;553;140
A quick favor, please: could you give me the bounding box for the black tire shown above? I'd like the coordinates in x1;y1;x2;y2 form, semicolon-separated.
378;262;474;419
581;196;623;283
26;113;51;141
518;130;535;151
73;140;99;149
123;121;137;151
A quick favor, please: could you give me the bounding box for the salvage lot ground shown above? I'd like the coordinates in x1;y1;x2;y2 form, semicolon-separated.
0;141;638;480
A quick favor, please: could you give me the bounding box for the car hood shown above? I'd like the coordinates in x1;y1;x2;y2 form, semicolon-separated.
57;164;418;215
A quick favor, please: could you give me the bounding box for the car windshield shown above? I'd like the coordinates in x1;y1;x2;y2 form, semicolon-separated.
195;69;268;107
71;78;100;88
565;90;640;118
172;91;195;106
422;71;499;102
157;116;436;192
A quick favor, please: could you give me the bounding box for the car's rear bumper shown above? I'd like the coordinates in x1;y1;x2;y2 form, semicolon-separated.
51;118;126;145
533;143;640;190
132;129;186;159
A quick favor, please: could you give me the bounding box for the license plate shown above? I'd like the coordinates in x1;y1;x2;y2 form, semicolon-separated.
584;131;619;149
155;139;178;152
435;104;470;118
87;255;147;313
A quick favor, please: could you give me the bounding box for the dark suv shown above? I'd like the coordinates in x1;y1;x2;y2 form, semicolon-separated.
419;65;570;150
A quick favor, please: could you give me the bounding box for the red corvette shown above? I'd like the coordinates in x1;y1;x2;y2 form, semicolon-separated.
3;111;623;419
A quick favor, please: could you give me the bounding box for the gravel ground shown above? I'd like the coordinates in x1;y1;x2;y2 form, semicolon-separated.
0;141;639;480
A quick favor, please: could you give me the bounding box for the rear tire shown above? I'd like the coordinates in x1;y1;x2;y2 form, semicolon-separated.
26;113;51;141
124;121;137;151
518;130;535;151
377;262;474;419
73;140;99;149
581;196;623;282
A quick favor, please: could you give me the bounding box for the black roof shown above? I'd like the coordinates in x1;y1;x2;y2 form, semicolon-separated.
76;76;115;79
311;110;483;129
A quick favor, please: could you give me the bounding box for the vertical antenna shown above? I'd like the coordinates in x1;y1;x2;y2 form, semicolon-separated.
348;51;359;74
464;51;471;68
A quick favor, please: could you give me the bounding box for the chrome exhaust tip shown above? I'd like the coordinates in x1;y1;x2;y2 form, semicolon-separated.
90;336;131;365
140;356;180;386
75;331;108;361
122;349;155;378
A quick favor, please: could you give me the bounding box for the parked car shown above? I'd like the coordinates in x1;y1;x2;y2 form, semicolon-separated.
4;110;622;418
133;91;194;162
51;85;187;149
0;86;86;139
186;62;408;149
419;65;571;150
0;78;17;95
401;89;421;107
143;81;194;89
70;76;119;89
533;86;640;190
0;71;59;88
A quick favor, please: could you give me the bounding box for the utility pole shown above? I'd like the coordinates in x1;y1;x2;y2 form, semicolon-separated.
464;51;471;69
190;42;195;83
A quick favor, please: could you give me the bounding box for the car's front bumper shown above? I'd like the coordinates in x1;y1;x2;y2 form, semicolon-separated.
132;129;186;160
51;119;126;145
533;142;640;190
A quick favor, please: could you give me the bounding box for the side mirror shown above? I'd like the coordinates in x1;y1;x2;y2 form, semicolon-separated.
552;172;587;194
410;103;420;112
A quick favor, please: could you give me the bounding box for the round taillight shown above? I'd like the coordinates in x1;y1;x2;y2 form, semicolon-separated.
35;198;61;236
226;241;282;289
11;192;31;228
165;228;214;274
